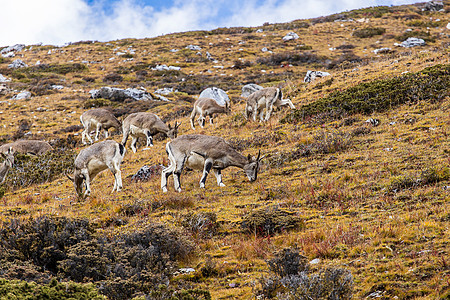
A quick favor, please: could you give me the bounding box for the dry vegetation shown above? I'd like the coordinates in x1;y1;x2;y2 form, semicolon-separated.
0;2;449;299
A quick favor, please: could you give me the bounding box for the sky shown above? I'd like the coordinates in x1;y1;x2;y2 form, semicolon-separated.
0;0;418;47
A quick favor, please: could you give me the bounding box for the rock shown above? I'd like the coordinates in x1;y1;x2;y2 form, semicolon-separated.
400;37;425;48
0;74;11;83
89;87;154;102
199;87;230;107
0;44;25;55
282;32;299;41
309;258;321;265
51;85;64;90
304;70;331;83
2;52;15;58
261;47;269;52
12;91;31;100
154;87;178;95
373;47;393;54
241;84;263;97
8;59;28;69
186;45;201;51
422;1;443;11
365;118;380;126
151;64;181;71
131;165;163;182
447;23;450;30
256;29;263;33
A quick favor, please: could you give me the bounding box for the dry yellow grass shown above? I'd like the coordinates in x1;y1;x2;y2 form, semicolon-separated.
0;3;449;299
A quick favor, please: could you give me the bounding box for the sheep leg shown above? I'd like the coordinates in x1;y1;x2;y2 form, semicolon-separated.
145;130;153;147
190;110;197;130
173;157;186;192
82;169;91;197
212;169;225;187
94;123;102;141
199;159;213;188
131;136;138;153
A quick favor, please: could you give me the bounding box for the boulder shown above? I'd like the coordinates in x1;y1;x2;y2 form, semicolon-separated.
0;44;25;55
304;70;331;83
0;74;11;83
283;32;299;41
12;91;31;100
422;1;444;11
241;84;263;97
155;87;178;95
131;165;163;182
373;47;393;54
151;64;181;71
199;87;230;107
89;87;153;102
186;45;201;51
400;37;425;48
8;59;28;69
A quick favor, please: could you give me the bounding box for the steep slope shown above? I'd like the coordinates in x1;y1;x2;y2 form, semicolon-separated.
0;2;449;299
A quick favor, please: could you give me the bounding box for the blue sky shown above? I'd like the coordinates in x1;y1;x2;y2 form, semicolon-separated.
0;0;417;47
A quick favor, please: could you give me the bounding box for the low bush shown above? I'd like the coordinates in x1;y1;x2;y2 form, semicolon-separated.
257;248;354;299
3;148;76;190
103;73;123;83
241;206;303;236
0;278;105;299
353;27;386;38
395;30;436;43
256;51;325;66
282;64;450;123
180;212;218;238
0;216;199;300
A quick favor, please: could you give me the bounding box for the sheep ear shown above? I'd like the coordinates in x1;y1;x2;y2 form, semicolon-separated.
168;123;172;129
175;121;181;129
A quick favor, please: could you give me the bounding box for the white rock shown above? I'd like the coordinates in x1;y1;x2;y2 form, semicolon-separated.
0;44;25;54
373;48;392;54
186;45;201;51
309;258;321;265
400;37;425;48
199;87;230;107
304;70;330;83
283;32;299;41
12;91;31;100
0;74;11;83
8;59;28;69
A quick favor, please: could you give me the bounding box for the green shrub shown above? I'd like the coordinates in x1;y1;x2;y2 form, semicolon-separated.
282;64;450;123
0;278;105;299
3;148;76;190
256;51;325;66
396;30;436;43
257;248;354;299
83;97;114;108
241;206;303;236
353;27;386;38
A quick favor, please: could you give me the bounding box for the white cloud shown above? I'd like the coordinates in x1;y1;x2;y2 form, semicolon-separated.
0;0;417;47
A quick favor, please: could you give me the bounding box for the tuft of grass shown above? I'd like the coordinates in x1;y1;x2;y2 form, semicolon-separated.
353;27;386;38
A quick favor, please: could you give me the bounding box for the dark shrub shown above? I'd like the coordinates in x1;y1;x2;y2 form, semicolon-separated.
282;64;450;123
3;148;76;190
353;27;386;38
257;247;353;299
241;206;303;236
256;52;325;66
103;73;123;83
181;212;218;238
0;278;104;299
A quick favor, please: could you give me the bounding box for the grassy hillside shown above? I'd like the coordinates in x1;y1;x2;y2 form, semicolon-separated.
0;2;449;299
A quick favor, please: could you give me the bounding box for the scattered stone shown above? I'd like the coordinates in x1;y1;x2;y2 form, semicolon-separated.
304;70;331;83
199;87;230;107
186;45;201;51
51;85;64;90
399;37;426;48
373;47;393;54
261;47;269;52
12;91;31;100
447;23;450;30
256;29;263;33
8;59;28;69
206;51;214;61
0;74;11;83
131;165;163;182
151;64;181;71
309;258;321;265
241;83;263;97
422;1;444;11
2;52;15;58
89;87;154;102
154;87;178;95
365;118;380;126
282;32;299;41
170;49;179;53
0;44;25;55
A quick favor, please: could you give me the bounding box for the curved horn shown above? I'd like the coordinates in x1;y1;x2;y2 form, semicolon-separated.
256;150;261;161
65;172;74;182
